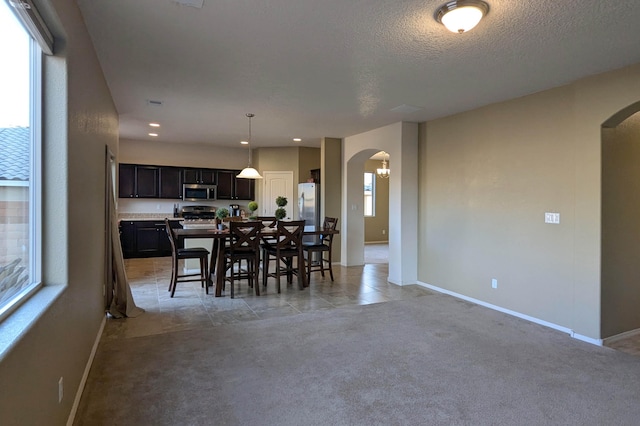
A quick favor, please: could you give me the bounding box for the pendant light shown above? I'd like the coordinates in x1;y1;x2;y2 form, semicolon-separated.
236;113;263;179
376;151;390;178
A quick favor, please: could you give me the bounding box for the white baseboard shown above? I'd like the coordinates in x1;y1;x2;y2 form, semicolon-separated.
416;280;603;346
602;327;640;345
66;315;106;426
365;241;388;244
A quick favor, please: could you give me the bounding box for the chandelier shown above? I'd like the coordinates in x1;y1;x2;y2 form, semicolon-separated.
376;151;390;179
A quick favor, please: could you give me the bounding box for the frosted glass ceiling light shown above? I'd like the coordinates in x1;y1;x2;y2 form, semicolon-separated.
237;113;263;179
435;0;489;34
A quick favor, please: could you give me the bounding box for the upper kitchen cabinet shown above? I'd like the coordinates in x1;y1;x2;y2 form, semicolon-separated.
235;176;255;200
118;164;159;198
217;170;255;200
183;168;217;184
159;167;183;199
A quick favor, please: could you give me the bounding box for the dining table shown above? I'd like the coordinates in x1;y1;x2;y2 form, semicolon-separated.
174;224;339;297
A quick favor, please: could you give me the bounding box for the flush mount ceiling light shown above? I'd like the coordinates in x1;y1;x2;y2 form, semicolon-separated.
435;0;489;34
376;151;390;179
236;113;263;179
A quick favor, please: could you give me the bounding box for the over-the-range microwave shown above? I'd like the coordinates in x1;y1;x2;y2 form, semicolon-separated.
183;184;217;201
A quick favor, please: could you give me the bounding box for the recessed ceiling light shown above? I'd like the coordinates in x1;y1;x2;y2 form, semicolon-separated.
149;122;160;127
240;140;249;145
293;138;302;142
149;133;158;137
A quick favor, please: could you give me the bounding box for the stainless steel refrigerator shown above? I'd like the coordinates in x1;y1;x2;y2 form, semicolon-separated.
298;182;320;244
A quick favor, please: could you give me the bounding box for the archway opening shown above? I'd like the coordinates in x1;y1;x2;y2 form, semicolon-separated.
601;101;640;353
364;151;390;265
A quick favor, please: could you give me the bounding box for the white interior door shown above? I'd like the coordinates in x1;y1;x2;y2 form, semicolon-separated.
263;171;294;219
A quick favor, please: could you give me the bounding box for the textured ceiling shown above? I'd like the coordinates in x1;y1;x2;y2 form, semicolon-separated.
75;0;640;148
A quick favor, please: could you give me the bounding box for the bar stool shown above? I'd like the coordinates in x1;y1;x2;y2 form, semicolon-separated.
303;217;338;282
164;219;210;297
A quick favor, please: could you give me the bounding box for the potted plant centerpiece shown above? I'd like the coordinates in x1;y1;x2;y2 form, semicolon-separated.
216;207;229;229
247;201;258;219
275;196;287;221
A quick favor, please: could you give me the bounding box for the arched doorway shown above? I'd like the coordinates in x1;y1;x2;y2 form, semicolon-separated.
364;151;390;265
601;101;640;347
341;121;419;286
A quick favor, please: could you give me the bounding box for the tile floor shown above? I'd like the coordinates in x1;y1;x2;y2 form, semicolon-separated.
104;244;434;341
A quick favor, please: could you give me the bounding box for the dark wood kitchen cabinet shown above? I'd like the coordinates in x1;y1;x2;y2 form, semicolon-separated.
216;170;255;200
118;164;159;198
119;162;253;200
119;220;182;259
235;176;255;200
183;168;216;184
159;167;183;199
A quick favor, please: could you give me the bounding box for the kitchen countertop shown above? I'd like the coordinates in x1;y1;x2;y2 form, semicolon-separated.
118;213;181;222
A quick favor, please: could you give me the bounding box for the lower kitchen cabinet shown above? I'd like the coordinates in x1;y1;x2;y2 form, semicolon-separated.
119;220;182;259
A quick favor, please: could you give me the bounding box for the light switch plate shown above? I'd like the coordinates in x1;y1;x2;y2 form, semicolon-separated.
545;212;560;224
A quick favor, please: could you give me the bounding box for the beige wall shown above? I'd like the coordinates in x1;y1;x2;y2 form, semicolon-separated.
253;146;311;219
419;63;640;340
298;147;320;183
322;138;342;261
364;159;389;242
0;0;119;424
601;113;640;337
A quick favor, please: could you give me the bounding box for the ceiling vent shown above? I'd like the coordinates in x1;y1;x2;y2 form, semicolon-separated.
172;0;204;8
147;99;163;107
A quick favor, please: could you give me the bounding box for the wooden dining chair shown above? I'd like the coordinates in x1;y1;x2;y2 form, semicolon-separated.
303;217;338;282
164;219;210;297
261;220;306;293
223;220;263;298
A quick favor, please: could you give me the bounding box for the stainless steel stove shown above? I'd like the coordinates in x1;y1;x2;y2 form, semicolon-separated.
180;205;217;220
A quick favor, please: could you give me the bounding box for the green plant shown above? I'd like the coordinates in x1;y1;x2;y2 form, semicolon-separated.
247;201;258;213
216;207;229;220
275;207;287;220
275;196;288;207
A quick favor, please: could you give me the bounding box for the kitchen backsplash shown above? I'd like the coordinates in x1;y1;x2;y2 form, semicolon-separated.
117;199;249;215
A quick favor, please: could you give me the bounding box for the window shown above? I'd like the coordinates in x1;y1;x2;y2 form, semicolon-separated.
364;172;375;217
0;0;43;321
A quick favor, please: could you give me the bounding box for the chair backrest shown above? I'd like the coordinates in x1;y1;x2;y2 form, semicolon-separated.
228;221;263;254
164;218;177;253
321;217;338;244
274;220;305;251
256;216;277;228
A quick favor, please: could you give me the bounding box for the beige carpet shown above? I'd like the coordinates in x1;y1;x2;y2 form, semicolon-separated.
75;292;640;425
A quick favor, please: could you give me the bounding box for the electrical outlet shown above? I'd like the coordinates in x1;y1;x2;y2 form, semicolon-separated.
58;377;63;403
382;229;386;235
491;278;498;289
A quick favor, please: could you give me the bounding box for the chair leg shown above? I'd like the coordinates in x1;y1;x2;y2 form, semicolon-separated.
252;255;260;296
262;250;269;288
202;257;209;294
275;256;281;294
169;255;177;292
298;252;306;289
327;254;334;281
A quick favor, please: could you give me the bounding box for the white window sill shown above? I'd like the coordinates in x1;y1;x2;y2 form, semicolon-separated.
0;285;66;362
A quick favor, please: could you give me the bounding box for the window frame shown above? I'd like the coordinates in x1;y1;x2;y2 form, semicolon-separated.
364;171;375;217
0;4;43;322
